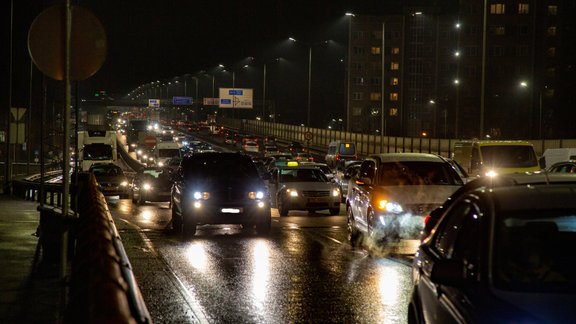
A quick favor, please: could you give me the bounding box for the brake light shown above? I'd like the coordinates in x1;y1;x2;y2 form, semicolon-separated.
335;153;340;161
423;215;431;225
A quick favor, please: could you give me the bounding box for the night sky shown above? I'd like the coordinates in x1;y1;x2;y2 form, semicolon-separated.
2;0;427;125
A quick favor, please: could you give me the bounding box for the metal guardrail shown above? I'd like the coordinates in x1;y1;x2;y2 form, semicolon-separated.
12;173;152;323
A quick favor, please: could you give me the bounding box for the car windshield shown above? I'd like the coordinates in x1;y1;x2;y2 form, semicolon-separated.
480;145;538;168
377;161;464;186
493;210;576;293
91;166;123;176
84;144;113;160
280;168;328;183
183;155;259;180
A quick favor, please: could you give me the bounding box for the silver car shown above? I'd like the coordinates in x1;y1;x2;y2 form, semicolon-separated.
268;164;341;216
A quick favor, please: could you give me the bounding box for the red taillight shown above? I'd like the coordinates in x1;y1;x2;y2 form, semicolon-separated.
423;215;431;225
335;154;340;161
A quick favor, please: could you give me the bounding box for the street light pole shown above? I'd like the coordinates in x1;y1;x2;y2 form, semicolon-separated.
263;63;267;120
307;46;312;127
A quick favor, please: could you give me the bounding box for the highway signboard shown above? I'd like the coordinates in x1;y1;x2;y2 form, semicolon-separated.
148;99;160;108
172;96;193;105
218;88;253;109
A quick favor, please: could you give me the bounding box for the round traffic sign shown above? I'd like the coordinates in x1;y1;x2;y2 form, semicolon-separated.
144;136;157;148
28;4;107;81
304;131;313;141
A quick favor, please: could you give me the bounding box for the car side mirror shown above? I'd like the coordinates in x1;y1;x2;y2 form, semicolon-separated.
430;259;466;287
539;156;546;169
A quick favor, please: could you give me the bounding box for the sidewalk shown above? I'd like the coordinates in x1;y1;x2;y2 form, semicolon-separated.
0;195;66;323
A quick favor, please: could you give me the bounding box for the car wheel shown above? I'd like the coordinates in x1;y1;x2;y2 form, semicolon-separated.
278;196;289;216
171;204;182;233
329;207;340;216
182;212;197;237
347;208;361;247
256;217;271;235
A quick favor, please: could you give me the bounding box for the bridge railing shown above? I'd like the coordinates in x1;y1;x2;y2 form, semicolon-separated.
223;118;576;158
11;173;152;323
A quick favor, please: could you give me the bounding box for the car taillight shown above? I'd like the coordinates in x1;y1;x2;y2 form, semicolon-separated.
423;215;431;225
335;154;339;161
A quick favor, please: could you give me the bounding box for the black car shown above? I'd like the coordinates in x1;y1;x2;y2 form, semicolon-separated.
288;141;305;155
422;173;576;239
131;166;173;205
89;163;130;198
409;182;576;324
170;152;271;237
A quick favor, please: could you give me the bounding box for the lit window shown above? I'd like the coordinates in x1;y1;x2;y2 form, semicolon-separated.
391;77;399;86
548;5;558;15
490;4;505;14
489;26;506;35
389;108;398;116
391;47;400;55
390;62;399;70
547;26;557;36
518;3;529;14
390;93;399;101
370;92;382;101
352;92;364;100
371;47;381;55
547;47;556;57
353;77;364;85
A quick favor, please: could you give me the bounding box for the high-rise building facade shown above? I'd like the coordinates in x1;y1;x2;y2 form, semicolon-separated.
347;1;576;139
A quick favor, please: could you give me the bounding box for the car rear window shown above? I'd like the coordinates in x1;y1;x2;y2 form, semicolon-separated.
377;161;463;186
338;143;356;155
480;145;538;168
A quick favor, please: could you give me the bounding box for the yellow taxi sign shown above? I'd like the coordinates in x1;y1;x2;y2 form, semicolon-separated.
287;161;299;167
345;143;350;148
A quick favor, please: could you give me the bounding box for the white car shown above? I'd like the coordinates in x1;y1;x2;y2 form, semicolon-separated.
268;163;341;216
347;153;465;244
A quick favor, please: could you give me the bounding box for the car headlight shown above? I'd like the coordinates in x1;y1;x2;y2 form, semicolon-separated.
485;170;498;177
120;181;129;187
287;189;298;197
377;199;403;213
158;162;164;167
193;191;210;200
143;183;152;190
332;188;340;197
249;191;265;200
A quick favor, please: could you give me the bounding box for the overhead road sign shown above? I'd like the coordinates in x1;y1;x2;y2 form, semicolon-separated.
203;98;219;106
148;99;160;108
173;96;193;105
219;88;253;109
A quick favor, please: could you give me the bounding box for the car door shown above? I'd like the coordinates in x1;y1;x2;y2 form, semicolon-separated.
171;168;185;213
418;199;481;324
351;160;376;234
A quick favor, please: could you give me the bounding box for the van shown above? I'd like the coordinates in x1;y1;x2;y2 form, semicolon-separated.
325;141;358;169
154;141;182;167
452;140;540;177
542;148;576;168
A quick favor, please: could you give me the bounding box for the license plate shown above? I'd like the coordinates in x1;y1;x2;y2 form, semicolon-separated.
221;208;241;213
308;197;323;203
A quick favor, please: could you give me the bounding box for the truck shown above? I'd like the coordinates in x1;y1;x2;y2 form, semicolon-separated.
452;140;540;177
126;119;150;152
78;130;118;171
153;141;182;167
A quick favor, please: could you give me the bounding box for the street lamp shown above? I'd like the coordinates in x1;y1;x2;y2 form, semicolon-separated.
289;37;313;127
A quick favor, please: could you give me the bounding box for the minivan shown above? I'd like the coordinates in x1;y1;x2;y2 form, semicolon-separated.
452;140;540;177
325;141;358;169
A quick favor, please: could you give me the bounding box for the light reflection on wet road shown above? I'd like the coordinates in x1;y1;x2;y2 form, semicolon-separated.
107;197;415;323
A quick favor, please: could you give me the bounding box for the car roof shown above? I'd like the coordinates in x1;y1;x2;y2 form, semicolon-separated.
473;183;576;211
368;153;447;163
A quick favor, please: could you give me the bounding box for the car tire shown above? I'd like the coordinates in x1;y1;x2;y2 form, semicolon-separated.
329;207;340;216
171;204;182;233
256;217;271;235
278;196;289;216
347;208;361;247
182;213;197;237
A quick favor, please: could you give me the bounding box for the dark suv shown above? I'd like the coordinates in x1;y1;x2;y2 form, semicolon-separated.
171;152;271;237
